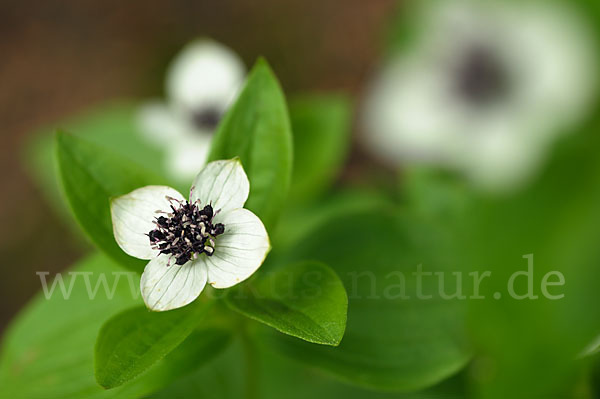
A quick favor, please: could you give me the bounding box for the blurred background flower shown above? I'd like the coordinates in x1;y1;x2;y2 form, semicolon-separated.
363;0;598;191
138;40;245;181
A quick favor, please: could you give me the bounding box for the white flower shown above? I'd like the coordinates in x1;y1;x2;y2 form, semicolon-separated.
111;159;270;311
138;40;246;181
363;0;597;191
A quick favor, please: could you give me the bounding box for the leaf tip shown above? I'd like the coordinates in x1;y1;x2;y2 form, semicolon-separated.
250;57;276;79
54;129;74;146
253;56;270;68
94;358;118;390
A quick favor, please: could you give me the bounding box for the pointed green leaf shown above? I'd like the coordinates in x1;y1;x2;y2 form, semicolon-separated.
207;58;293;233
226;261;347;346
55;132;165;272
95;301;211;389
24;102;163;221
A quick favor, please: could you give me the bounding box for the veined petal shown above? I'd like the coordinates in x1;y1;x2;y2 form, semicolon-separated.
111;186;185;260
190;159;249;213
166;39;245;113
205;208;270;289
140;255;208;311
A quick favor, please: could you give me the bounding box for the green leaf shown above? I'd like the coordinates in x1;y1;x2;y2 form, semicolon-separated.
266;206;471;392
288;94;351;203
226;261;348;346
23;102;163;221
55;132;165;272
207;58;293;233
112;327;231;398
149;333;467;399
95;301;211;389
454;125;600;398
256;348;467;399
0;253;230;399
148;337;246;399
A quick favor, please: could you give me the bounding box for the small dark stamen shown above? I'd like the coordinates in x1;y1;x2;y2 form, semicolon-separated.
148;230;165;242
148;201;226;266
454;45;509;106
191;106;223;131
156;216;168;227
212;223;225;236
199;204;213;219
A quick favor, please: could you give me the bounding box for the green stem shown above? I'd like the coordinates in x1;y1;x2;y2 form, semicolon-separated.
241;328;259;399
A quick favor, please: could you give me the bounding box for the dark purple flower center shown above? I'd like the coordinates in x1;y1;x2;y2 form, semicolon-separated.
148;198;225;266
191;106;222;131
455;45;509;106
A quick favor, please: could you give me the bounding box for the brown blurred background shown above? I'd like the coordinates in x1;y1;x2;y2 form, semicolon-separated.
0;0;395;332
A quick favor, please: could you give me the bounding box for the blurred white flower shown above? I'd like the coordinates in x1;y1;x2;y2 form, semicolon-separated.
138;40;246;181
111;159;270;312
363;0;597;191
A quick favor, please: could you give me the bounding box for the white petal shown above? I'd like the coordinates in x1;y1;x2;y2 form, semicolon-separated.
137;102;187;146
140;255;207;312
166;39;245;113
190;159;249;213
460;124;545;192
165;134;212;183
362;56;459;165
204;208;270;289
111;186;185;260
